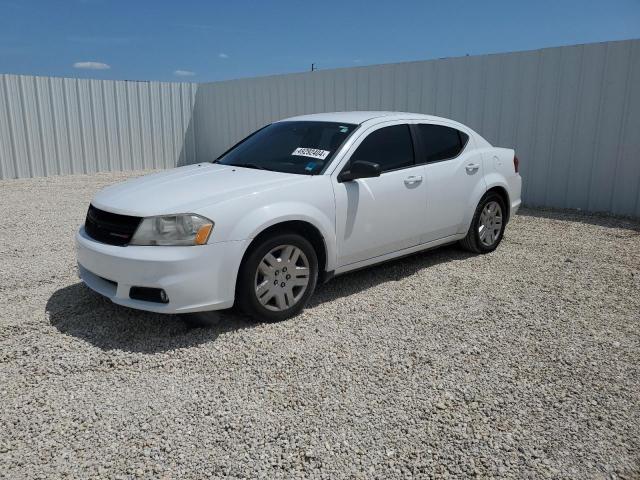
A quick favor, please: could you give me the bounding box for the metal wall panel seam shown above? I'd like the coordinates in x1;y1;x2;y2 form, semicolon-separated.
563;45;586;209
479;56;489;136
48;77;62;175
125;83;135;170
93;80;106;172
75;80;87;174
495;55;506;148
190;83;198;163
158;83;168;168
113;82;124;171
0;78;4;178
33;76;47;177
584;43;610;211
630;43;640;216
135;82;146;169
90;80;101;173
247;79;255;132
100;80;112;171
17;76;34;177
2;76;19;178
87;81;97;172
177;82;185;165
543;47;566;206
82;80;96;173
148;83;157;169
1;76;16;178
62;79;74;174
525;50;544;203
511;54;523;152
607;42;634;212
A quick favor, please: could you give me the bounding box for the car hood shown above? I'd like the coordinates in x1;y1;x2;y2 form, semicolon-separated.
91;163;309;217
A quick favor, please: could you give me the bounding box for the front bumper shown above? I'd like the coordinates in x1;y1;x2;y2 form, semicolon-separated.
75;227;248;314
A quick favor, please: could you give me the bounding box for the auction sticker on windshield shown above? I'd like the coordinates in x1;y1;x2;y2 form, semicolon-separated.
292;147;330;160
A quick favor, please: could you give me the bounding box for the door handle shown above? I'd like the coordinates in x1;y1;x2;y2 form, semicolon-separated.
465;163;480;173
404;175;423;186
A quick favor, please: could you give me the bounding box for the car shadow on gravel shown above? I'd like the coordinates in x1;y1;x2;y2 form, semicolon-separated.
308;244;475;308
46;283;255;354
47;245;473;352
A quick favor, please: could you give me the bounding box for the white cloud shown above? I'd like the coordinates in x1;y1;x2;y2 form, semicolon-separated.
174;70;196;77
73;61;110;70
218;53;229;59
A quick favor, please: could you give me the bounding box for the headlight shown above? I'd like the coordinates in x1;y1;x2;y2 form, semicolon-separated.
129;214;214;246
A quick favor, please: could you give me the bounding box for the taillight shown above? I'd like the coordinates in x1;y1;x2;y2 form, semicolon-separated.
513;155;520;173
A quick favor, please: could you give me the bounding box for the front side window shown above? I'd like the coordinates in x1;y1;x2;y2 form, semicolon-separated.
415;124;469;163
217;121;357;175
350;124;414;172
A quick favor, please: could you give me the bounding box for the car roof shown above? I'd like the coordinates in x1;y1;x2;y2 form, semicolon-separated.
277;111;492;148
279;111;453;125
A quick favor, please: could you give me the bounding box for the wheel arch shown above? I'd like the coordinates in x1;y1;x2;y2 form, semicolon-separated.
224;199;336;264
244;219;327;269
233;219;329;308
459;178;512;236
233;219;327;320
485;184;511;222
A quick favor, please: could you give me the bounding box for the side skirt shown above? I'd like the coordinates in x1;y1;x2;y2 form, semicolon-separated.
333;234;464;276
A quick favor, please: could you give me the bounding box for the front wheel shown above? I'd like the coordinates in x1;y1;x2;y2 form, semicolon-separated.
236;233;318;322
459;192;507;254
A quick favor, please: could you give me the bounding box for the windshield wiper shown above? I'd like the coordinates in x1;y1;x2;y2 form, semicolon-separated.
228;163;270;171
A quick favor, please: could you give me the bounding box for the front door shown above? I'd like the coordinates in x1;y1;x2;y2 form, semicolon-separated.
333;123;428;267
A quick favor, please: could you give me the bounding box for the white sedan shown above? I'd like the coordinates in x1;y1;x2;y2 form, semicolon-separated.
76;111;522;321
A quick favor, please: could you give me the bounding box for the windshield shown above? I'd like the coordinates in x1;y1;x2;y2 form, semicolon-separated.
216;121;358;175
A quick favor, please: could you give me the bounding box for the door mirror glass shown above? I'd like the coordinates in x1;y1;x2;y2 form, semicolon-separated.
338;160;382;182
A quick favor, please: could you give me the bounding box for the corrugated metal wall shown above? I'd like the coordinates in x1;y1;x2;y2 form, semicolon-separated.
1;40;639;216
0;75;197;178
194;39;640;216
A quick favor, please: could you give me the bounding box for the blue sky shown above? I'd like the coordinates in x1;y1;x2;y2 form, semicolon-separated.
1;0;639;82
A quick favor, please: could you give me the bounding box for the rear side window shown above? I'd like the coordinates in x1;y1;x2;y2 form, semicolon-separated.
415;124;469;163
351;124;414;172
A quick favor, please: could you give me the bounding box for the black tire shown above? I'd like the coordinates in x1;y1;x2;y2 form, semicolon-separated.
236;232;318;322
459;192;507;254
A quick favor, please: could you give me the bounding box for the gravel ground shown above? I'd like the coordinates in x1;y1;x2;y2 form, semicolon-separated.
1;171;639;479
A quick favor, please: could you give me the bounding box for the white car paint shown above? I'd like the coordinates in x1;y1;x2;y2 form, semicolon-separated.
76;111;522;314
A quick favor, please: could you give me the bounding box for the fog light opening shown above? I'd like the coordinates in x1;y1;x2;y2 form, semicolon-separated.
129;286;170;304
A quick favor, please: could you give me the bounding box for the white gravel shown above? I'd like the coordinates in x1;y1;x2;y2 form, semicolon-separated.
1;171;639;479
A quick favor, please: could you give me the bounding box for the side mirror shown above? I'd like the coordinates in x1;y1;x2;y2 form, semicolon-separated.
338;160;382;182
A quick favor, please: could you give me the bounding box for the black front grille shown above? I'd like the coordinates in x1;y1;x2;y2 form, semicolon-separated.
84;204;142;246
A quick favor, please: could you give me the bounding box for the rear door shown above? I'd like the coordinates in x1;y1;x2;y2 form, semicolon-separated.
332;123;428;267
413;123;486;242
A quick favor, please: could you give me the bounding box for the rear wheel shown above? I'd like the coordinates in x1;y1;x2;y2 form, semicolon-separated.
237;233;318;322
459;192;506;254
